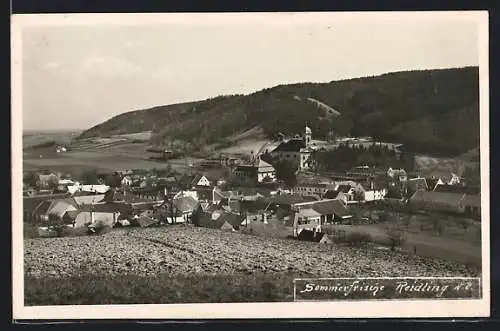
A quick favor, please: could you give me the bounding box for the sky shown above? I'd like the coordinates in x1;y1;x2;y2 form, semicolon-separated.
19;13;481;131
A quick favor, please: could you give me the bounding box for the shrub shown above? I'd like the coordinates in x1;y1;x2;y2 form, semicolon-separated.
386;228;405;252
346;231;372;247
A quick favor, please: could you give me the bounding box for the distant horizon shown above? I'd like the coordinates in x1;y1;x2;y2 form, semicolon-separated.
23;65;478;132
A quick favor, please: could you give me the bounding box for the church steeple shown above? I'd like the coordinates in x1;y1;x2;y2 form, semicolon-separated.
304;122;312;147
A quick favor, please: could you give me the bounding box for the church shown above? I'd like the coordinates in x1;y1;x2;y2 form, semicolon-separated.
270;125;314;171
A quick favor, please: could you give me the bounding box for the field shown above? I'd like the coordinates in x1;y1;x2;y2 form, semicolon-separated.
24;226;480;305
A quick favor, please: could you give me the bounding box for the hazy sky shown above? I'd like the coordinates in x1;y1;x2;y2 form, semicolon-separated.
20;13;480;131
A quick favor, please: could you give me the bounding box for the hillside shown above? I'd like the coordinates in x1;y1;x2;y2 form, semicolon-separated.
79;67;480;156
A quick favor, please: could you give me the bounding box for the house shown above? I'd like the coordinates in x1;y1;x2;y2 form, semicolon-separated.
360;181;387;202
23;193;71;222
292;199;352;236
197;211;242;231
71;203;127;228
36;173;59;189
270;125;313;170
67;184;110;195
191;174;214;188
323;190;349;205
387;168;408;182
174;190;199;201
172;195;201;223
407;177;429;193
121;176;133;186
433;184;480;195
346;165;374;178
408;191;467;214
72;191;106;206
233;158;276;185
293;182;332;197
32;198;79;225
297;229;332;244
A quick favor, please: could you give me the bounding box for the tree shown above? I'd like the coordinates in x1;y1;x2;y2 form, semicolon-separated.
386;226;405;252
23;171;39;188
105;174;122;188
275;160;297;187
81;169;99;185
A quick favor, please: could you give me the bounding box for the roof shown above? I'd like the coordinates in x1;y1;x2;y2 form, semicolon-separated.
173;196;200;213
409;191;465;206
297;230;327;242
346;166;373;176
268;194;317;207
272;138;305;152
34;198;79;218
256;159;275;172
217;212;244;230
79;202;131;214
196;188;213;201
136;215;158;228
297;208;322;218
337;185;352;193
23;193;71;214
433;184;480;195
310;199;351;218
407;177;429;190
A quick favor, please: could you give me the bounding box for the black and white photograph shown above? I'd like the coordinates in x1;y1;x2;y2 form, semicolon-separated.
12;12;489;319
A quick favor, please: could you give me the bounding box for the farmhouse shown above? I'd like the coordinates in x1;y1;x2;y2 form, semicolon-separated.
172;195;201;223
270;125;314;170
23;193;71;222
121;176;133;186
36;173;59;189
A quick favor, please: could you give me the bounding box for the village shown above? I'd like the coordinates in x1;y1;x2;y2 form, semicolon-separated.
22;125;481;265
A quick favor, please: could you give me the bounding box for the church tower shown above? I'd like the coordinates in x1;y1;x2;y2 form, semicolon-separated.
304;124;312;148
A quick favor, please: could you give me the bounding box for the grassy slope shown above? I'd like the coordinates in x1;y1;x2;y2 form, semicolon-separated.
78;67;480;156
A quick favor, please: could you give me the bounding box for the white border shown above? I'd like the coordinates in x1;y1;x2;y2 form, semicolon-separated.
11;11;490;319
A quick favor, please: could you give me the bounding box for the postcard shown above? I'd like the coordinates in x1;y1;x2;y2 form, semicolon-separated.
12;11;490;319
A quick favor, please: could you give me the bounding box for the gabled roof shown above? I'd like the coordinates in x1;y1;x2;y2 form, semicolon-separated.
217;212;244;230
272;138;305;152
34;198;79;219
407;177;428;190
173;196;200;213
310;199;351;218
433;184;480;195
136;215;158;227
23;193;71;214
297;208;322;218
268;194;317;206
409;190;465;206
256;159;275;171
336;185;352;193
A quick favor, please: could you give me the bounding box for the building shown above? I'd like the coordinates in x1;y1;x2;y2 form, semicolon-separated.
270;125;314;170
233;158;276;185
292;199;352;236
293;182;333;197
32;198;79;225
121;176;133;186
407;177;429;193
297;229;332;244
346;165;374;178
408;191;467;214
191;174;214;188
387;168;408;182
